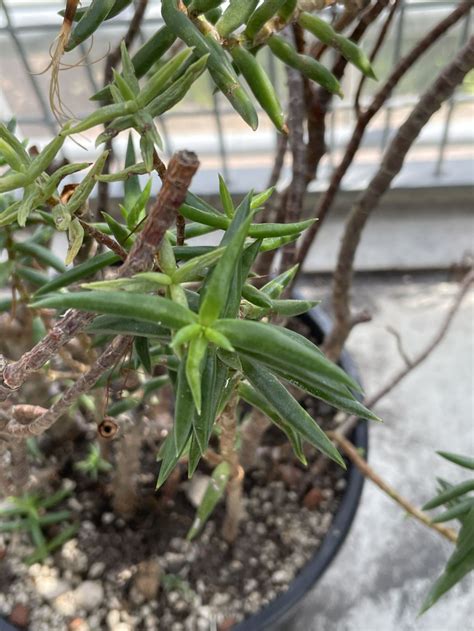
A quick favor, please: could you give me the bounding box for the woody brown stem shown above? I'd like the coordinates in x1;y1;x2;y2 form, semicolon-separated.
79;220;128;260
3;151;199;438
219;390;243;543
322;36;474;362
112;414;143;518
239;411;271;471
354;0;400;116
296;1;470;271
281;34;308;271
1;151;198;398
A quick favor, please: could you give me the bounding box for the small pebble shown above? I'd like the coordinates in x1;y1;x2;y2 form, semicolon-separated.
101;512;115;525
9;603;30;629
106;610;121;629
35;577;70;601
303;487;324;510
68;618;90;631
52;591;77;617
88;561;106;579
271;569;292;585
73;581;104;611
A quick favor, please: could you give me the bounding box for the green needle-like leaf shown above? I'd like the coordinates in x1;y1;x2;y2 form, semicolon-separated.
186;335;208;413
437;452;474;470
199;192;254;325
422;480;474;511
218;174;234;218
187;461;231;540
214;318;362;395
31;291;198;330
241;357;345;468
173;359;196;456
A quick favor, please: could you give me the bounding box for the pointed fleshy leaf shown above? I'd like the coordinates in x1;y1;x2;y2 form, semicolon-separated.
420;506;474;614
122;134;141;210
127;179;152;230
156;432;189;489
120;40;140;94
101;212;131;246
241;283;273;308
86;315;169;340
214;319;363;395
204;328;234;352
135;336;152;374
446;506;474;569
186;335;208;414
15;241;66;273
187;461;231;540
171;247;225;284
171;324;202;350
261;265;299;298
65;218;84;265
174;358;196;456
31;292;198;330
82;274;171;292
250;186;275;210
422;480;474;511
437;452;474;471
431;499;474;524
218;174;234;218
238;381;306;465
199;192;254;325
185;190;223;215
191;352;228;474
241;357;345;468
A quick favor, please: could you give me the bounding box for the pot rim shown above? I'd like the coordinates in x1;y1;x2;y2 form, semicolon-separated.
233;305;368;630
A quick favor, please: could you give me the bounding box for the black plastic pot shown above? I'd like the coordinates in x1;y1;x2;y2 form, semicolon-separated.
0;619;16;631
0;307;368;631
233;306;368;631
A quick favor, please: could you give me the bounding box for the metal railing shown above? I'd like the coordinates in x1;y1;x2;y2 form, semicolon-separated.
0;0;472;193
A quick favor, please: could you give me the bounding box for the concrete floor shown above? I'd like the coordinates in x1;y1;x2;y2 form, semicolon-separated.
278;274;474;631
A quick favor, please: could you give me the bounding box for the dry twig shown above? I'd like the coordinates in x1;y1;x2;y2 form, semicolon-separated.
331;433;458;543
366;270;474;409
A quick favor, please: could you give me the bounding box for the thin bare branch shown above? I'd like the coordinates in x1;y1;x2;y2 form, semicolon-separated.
304;0;390;188
0;151;198;397
5;337;131;437
331;432;458;544
2;151;199;436
354;0;400;116
329;268;473;441
385;325;413;368
296;1;471;271
79;220;128;260
367;270;474;408
323;36;474;361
